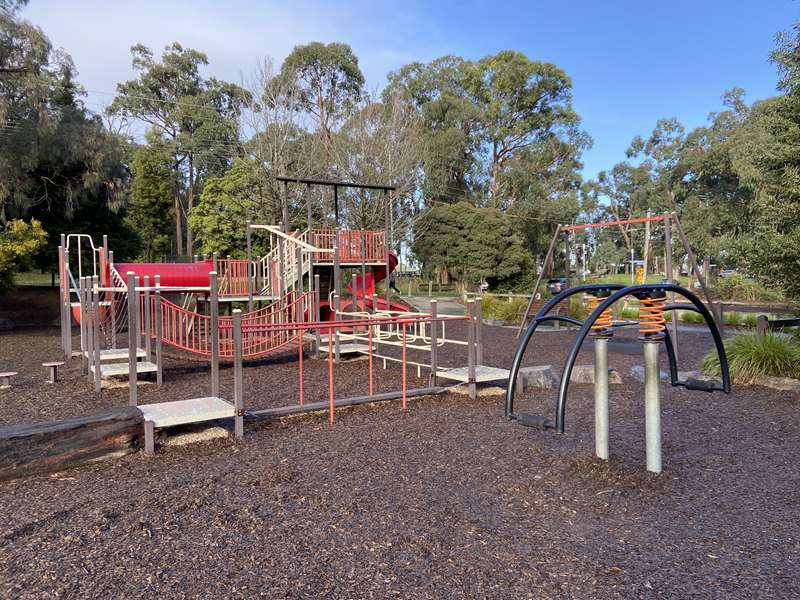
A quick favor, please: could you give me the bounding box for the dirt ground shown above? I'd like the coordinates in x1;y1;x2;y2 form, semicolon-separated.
1;325;799;598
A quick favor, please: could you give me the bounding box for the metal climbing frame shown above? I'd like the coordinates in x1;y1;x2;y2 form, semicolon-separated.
505;282;731;433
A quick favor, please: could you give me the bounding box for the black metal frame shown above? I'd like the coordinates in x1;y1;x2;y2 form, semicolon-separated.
505;283;731;433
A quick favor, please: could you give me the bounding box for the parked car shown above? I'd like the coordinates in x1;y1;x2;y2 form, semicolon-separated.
719;269;738;278
546;277;569;295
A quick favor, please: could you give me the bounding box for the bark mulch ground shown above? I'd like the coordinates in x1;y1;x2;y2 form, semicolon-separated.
0;325;798;598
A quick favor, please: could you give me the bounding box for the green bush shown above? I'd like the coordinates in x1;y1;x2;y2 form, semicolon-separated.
711;273;784;302
481;295;527;323
724;312;743;327
700;333;800;383
680;310;706;324
742;314;759;329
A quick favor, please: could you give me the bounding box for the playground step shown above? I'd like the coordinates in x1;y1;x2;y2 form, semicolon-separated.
70;301;112;307
139;397;234;428
437;365;511;384
83;348;146;362
318;342;371;356
90;361;158;379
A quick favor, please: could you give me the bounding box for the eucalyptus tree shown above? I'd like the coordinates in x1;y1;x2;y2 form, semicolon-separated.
277;42;364;144
109;43;251;255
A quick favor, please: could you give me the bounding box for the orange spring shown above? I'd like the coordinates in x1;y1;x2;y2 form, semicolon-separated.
639;296;667;335
586;295;613;332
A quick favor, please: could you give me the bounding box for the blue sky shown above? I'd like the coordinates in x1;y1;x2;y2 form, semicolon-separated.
22;0;799;179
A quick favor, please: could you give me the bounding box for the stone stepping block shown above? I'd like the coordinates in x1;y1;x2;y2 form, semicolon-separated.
516;365;559;391
570;365;622;385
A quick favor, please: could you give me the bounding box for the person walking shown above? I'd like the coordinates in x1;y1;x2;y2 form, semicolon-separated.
389;271;401;294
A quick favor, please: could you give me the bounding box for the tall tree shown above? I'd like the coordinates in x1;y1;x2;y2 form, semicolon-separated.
463;50;587;209
127;134;176;260
278;42;364;143
109;43;250;255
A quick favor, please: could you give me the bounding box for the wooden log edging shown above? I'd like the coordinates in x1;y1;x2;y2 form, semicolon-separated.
0;407;143;482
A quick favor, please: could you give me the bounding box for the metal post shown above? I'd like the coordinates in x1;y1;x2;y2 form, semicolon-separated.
430;300;438;387
428;281;432;298
246;221;254;312
475;297;483;366
233;309;244;439
564;230;571;289
92;279;102;392
62;243;71;357
663;214;678;361
594;336;609;460
314;274;321;359
360;232;366;312
333;185;339;227
127;272;138;406
155;275;163;386
467;300;476;400
642;210;651;285
517;226;561;338
58;243;67;355
84;279;93;381
296;245;303;294
143;276;151;362
334;293;341;363
643;340;662;474
756;315;768;338
79;277;88;372
210;271;220;398
384;189;391;312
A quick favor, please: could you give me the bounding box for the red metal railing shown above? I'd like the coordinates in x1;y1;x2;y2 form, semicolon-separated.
217;258;250;297
149;291;311;359
310;229;386;263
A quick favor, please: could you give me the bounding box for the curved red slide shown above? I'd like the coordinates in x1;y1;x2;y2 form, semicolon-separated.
339;252;411;315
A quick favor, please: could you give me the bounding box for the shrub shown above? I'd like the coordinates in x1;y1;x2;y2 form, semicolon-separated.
480;295;527;323
723;312;743;327
742;314;759;329
700;333;800;384
680;310;706;324
711;273;784;302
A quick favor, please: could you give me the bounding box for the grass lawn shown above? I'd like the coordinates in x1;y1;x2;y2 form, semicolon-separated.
13;271;59;287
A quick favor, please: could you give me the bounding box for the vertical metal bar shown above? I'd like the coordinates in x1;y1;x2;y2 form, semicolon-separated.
401;323;407;410
328;330;335;424
155;276;163;386
360;232;366;312
334;293;341;363
430;300;438;387
333;185;339;226
305;183;313;230
62;243;72;357
594;336;609;460
314;273;321;359
127;272;138;406
384;189;391;312
475;297;483;366
84;279;93;380
92;279;102;392
467;300;476;400
643;340;662;473
368;322;374;396
109;280;116;350
296;245;303;294
664;214;678;361
79;277;88;372
642;210;651;284
143;276;151;362
246;221;254;312
564;230;571;289
210;271;219;398
517;226;561;338
58;243;67;355
233;309;244;438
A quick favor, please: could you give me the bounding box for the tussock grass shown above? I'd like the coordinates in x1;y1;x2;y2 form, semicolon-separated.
700;333;800;384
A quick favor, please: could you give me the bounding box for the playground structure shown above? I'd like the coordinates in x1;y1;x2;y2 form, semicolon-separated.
506;281;731;473
54;178;508;450
517;212;722;361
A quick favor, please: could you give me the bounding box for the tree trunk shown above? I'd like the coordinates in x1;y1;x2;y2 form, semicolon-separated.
186;155;194;255
175;192;183;257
